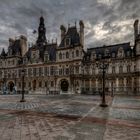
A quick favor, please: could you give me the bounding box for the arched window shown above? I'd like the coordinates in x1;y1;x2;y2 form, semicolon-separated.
119;66;123;73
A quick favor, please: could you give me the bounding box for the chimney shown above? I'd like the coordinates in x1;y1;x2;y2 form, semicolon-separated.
20;35;27;56
79;20;84;47
134;19;139;41
9;38;15;46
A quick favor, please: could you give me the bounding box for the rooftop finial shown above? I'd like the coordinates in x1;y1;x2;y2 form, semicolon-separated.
68;23;70;28
75;21;77;27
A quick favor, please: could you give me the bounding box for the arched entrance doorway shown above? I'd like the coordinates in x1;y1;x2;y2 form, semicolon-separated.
32;80;36;90
8;81;14;92
60;79;69;92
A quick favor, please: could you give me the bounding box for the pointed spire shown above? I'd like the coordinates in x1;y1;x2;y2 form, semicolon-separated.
1;48;6;57
75;21;77;27
36;15;47;45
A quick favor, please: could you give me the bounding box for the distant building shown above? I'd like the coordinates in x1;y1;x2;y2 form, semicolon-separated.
0;16;139;95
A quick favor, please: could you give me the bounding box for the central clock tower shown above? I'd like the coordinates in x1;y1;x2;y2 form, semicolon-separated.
36;16;47;45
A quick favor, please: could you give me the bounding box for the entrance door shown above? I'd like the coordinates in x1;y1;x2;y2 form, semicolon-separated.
61;80;69;91
8;81;14;92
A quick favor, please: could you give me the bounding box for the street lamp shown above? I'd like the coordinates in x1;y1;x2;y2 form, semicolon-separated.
96;53;110;107
20;69;26;102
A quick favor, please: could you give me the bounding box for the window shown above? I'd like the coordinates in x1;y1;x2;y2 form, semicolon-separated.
92;51;96;59
105;49;110;57
119;66;123;73
51;81;54;87
28;82;31;88
127;65;131;72
45;81;48;87
118;48;124;58
112;66;115;73
28;68;32;77
39;81;42;87
72;51;74;58
19;82;21;88
112;53;115;58
59;69;62;75
65;38;70;46
134;65;136;72
76;50;79;57
66;52;69;59
75;66;79;74
66;68;69;75
50;66;55;75
44;67;49;76
39;67;42;76
33;68;36;76
59;53;62;59
127;51;130;57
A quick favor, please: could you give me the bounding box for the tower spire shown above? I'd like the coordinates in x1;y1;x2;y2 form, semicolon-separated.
36;15;47;45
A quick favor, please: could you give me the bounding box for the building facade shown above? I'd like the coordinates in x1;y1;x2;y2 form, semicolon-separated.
0;16;140;95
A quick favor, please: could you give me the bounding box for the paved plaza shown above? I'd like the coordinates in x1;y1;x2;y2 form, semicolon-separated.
0;94;139;140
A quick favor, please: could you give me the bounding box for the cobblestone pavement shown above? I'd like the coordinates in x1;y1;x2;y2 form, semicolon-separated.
0;94;139;140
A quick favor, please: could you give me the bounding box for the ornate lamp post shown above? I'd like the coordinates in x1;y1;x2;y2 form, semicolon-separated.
20;69;26;102
96;53;110;107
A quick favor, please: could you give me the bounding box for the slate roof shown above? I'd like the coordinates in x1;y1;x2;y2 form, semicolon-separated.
84;42;132;61
59;26;80;48
25;43;56;62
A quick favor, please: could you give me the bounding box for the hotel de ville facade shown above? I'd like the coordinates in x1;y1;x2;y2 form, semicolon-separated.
0;16;140;95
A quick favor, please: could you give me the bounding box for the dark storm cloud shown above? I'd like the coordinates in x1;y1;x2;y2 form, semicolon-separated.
0;0;139;51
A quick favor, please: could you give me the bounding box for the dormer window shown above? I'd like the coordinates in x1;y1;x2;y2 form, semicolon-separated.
105;49;110;57
91;51;96;59
65;38;71;46
127;51;130;57
118;47;124;58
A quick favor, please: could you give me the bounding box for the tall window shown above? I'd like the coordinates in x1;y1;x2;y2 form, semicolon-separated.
39;67;42;76
112;66;115;73
39;81;42;87
33;68;36;76
76;50;79;57
59;53;62;59
75;66;79;74
66;52;69;59
59;69;62;75
119;66;123;73
50;66;54;75
65;38;70;46
44;67;49;76
127;65;131;73
66;68;69;75
72;51;74;58
28;68;32;77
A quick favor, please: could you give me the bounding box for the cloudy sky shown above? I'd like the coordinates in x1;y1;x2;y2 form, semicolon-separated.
0;0;139;51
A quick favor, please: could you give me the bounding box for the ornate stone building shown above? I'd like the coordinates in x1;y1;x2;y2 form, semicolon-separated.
0;16;139;95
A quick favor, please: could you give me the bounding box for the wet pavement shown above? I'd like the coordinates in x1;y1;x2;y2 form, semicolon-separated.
0;94;139;140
